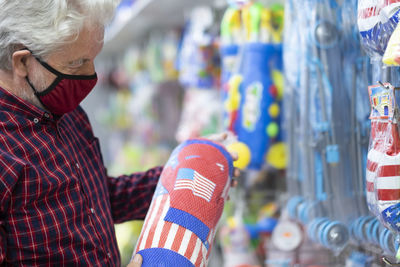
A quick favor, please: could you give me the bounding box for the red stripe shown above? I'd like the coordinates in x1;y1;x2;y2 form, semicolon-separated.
184;233;199;260
195;247;204;267
194;182;214;195
378;165;400;177
367;181;374;192
358;7;380;19
378;189;400;201
171;225;186;252
135;196;160;253
193;190;212;201
144;195;168;249
158;221;172;248
384;0;400;5
367;160;378;172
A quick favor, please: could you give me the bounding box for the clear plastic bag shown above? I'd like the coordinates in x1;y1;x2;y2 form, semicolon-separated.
367;83;400;236
358;0;400;59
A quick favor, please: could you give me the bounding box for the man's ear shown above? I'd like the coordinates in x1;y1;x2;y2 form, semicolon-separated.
12;50;31;77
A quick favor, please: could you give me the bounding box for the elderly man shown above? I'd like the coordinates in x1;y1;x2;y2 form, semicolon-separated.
0;1;238;266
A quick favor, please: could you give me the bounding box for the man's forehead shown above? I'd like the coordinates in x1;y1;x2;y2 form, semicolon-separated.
49;27;104;63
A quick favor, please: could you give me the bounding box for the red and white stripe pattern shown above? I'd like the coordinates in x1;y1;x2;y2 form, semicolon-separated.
366;150;379;214
366;121;400;215
174;170;216;202
358;0;400;31
358;0;381;31
135;194;212;267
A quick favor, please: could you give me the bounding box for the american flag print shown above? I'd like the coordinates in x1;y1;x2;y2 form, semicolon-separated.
134;194;212;267
366;121;400;230
368;149;400;212
132;139;234;266
174;168;216;202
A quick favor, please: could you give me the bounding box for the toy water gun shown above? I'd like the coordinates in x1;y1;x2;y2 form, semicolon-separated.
221;7;242;45
241;2;282;44
234;43;283;170
133;139;233;266
270;4;284;43
266;70;286;170
242;2;264;42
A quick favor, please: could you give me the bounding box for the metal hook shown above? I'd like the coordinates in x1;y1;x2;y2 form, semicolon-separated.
382;256;400;266
378;81;390;90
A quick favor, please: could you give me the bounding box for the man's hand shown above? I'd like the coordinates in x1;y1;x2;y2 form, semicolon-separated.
205;132;241;186
127;254;142;267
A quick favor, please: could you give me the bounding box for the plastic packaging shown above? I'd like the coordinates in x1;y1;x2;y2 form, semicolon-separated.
358;0;400;59
367;83;400;232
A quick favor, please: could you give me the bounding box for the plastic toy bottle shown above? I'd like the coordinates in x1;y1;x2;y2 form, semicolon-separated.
132;139;233;266
235;42;282;170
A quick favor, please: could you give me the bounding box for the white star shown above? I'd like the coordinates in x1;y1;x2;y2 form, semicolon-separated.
396;222;400;228
397;211;400;216
386;211;392;218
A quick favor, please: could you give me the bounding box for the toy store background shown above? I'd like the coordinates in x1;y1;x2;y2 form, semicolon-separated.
83;0;400;266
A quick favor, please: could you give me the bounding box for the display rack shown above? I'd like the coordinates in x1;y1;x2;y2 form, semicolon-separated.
100;0;220;57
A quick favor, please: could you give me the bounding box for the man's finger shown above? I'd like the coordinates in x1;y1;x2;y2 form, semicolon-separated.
229;151;239;161
127;254;142;267
206;132;228;143
231;179;238;187
233;168;241;177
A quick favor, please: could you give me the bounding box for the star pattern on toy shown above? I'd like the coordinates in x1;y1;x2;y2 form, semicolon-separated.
386;210;392;218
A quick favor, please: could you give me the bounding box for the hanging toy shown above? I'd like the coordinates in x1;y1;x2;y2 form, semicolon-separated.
221;6;242;46
132;139;233;266
234;42;283;170
366;83;400;260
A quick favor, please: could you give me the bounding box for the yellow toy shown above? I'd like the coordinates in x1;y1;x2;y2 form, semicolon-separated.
383;23;400;66
266;142;287;170
227;141;251;170
268;103;280;118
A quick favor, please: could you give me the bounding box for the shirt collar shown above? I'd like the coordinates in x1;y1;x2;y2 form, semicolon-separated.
0;86;55;121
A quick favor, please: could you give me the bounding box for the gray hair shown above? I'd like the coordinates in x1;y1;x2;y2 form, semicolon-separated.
0;0;119;70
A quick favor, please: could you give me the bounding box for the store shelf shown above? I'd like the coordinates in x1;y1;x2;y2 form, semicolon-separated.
100;0;219;57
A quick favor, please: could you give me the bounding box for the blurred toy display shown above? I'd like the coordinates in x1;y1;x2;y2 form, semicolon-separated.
175;6;225;142
178;6;221;89
87;0;400;265
278;0;400;265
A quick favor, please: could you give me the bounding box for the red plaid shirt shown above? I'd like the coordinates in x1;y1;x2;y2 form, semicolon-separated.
0;86;162;266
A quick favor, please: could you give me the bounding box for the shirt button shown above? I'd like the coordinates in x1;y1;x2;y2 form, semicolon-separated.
107;252;111;258
44;113;50;118
33;118;39;123
76;163;80;169
90;208;95;214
